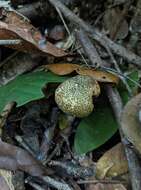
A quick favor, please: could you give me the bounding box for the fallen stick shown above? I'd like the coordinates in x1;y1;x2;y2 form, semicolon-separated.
48;0;141;68
106;86;141;190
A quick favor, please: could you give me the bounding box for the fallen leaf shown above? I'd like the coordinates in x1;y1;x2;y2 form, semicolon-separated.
0;71;68;112
96;143;128;179
46;63;80;75
75;100;118;154
121;93;141;155
76;68;119;84
0;139;53;176
46;63;119;83
0;7;67;57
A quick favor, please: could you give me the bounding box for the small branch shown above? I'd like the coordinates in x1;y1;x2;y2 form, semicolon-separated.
0;39;21;45
77;179;127;185
106;86;141;190
38;107;60;162
25;179;46;190
41;176;73;190
48;0;141;68
75;29;103;68
49;160;94;178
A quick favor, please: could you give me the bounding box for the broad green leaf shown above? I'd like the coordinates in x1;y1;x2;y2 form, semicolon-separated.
0;71;68;112
119;70;139;104
74;101;118;154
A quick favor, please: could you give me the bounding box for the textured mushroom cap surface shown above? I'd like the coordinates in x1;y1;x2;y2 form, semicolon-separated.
55;75;100;117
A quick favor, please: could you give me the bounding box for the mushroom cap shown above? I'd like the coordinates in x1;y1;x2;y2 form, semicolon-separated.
55;75;100;117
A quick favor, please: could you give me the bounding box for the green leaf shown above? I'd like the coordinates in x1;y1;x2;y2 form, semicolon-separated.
119;70;139;104
0;71;68;112
74;101;118;154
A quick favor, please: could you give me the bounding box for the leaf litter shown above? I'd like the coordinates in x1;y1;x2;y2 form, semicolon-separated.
0;0;141;190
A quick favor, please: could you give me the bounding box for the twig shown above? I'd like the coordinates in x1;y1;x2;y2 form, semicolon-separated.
75;28;132;95
104;45;132;95
48;0;141;68
38;107;60;162
49;160;94;178
77;179;127;185
25;179;46;190
41;176;73;190
75;29;103;68
15;135;37;157
0;39;21;45
106;86;141;190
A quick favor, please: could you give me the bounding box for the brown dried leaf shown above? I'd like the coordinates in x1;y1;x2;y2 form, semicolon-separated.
46;63;80;75
46;64;119;84
0;8;67;57
96;143;128;179
76;68;119;84
121;93;141;155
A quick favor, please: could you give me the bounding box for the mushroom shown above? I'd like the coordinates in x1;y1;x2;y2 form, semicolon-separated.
55;75;100;117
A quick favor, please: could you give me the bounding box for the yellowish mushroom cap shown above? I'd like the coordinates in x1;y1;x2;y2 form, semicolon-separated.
55;75;100;117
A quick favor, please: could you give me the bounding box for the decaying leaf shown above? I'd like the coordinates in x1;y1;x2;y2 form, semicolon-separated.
45;63;119;84
96;143;128;179
121;93;141;155
0;7;67;57
0;139;53;176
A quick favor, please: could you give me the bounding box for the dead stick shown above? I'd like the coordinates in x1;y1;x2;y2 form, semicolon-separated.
76;27;141;190
75;29;103;68
48;0;141;68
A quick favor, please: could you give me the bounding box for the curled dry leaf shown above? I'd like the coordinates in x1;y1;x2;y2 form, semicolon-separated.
0;8;67;57
96;143;128;179
45;63;119;84
121;93;141;155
